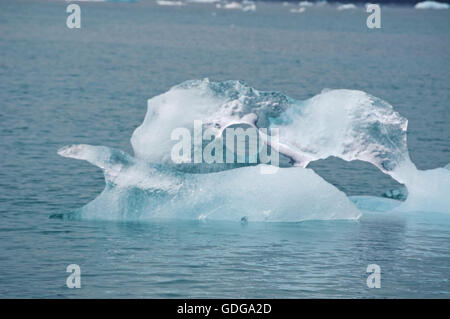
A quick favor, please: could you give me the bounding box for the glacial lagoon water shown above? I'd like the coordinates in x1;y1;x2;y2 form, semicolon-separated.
0;0;449;297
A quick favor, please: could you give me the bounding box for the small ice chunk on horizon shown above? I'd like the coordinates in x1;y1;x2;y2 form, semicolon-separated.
299;1;314;7
223;2;243;10
290;7;306;13
156;0;185;6
186;0;219;3
414;1;449;9
216;1;256;12
337;3;357;10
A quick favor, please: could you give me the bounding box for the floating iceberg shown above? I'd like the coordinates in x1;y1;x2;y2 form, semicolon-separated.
337;3;357;10
58;80;450;222
156;0;185;6
299;1;314;7
290;7;306;13
414;1;449;9
242;0;256;11
242;4;256;12
222;2;243;10
73;0;137;2
216;1;256;11
186;0;220;3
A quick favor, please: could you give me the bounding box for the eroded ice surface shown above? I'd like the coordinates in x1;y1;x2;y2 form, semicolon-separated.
58;144;361;221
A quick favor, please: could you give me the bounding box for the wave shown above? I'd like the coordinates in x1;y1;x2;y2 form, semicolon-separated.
58;79;450;221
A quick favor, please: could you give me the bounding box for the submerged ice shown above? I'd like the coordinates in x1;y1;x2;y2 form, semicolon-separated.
58;79;450;221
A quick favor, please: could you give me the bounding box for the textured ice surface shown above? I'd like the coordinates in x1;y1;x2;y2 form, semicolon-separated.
350;196;402;213
382;186;408;201
59;80;450;220
396;167;450;213
58;145;361;221
131;80;411;173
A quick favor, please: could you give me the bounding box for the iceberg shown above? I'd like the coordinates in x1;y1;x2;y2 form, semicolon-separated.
299;1;314;7
186;0;220;3
222;2;243;10
156;0;185;6
58;79;450;221
216;1;256;11
290;7;306;13
242;0;256;11
71;0;135;2
337;3;357;10
414;1;449;9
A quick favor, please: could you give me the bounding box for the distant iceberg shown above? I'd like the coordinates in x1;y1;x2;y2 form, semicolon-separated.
187;0;219;3
414;1;449;9
290;7;306;13
223;2;243;9
337;3;357;10
216;1;256;11
73;0;137;2
156;0;184;6
242;0;256;11
242;5;256;12
299;1;314;7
